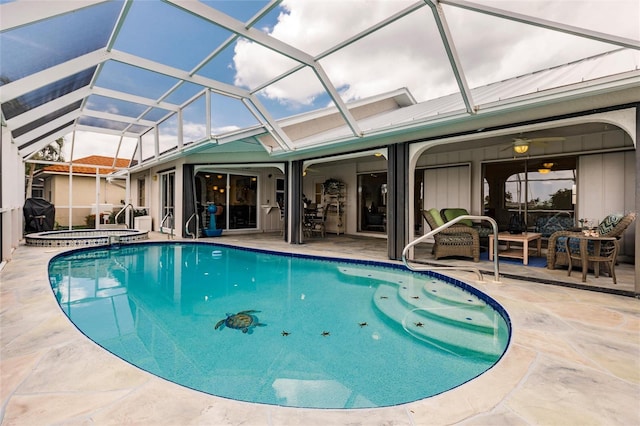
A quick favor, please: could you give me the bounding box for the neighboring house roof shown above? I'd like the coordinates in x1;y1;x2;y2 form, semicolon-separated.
39;156;131;176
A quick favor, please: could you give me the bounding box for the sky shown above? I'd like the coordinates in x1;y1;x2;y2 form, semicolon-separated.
235;0;639;104
43;0;639;161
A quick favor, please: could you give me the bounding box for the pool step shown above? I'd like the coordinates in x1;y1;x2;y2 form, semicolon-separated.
421;278;487;308
338;266;483;305
397;286;496;333
337;266;420;287
338;266;493;330
373;284;504;358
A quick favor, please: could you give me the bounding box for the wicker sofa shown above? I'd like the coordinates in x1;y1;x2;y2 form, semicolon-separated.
422;208;480;262
440;208;493;239
534;214;575;239
546;212;636;270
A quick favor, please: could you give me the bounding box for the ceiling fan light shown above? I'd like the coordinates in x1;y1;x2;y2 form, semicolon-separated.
513;141;529;154
538;168;551;174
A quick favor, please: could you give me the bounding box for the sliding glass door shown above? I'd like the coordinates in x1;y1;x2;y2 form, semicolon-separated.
358;172;387;233
160;171;175;232
194;171;258;230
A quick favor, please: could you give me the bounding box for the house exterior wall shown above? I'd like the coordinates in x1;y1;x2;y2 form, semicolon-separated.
578;151;636;257
412;128;635;259
423;164;472;213
259;170;286;232
1;126;24;261
126;114;635;262
47;175;126;227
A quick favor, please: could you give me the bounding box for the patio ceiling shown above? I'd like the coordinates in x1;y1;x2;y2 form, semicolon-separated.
1;0;639;167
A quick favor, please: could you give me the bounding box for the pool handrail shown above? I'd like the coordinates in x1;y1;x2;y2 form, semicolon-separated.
402;215;501;283
185;212;199;240
114;203;134;229
160;212;174;239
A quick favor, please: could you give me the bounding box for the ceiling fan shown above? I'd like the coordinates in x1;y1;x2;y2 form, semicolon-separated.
502;136;566;154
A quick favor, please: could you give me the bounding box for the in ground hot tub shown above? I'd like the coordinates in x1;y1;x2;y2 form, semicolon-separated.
25;229;149;247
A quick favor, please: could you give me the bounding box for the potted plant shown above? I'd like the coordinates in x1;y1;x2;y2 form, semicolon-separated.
323;178;342;195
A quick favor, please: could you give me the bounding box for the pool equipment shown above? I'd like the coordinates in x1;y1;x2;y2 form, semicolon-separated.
203;204;223;237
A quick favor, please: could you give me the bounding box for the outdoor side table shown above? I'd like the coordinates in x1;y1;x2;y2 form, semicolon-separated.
488;232;542;265
565;234;619;283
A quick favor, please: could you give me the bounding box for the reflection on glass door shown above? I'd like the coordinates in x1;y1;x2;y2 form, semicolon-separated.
160;171;175;232
194;172;258;231
229;174;257;229
358;172;387;233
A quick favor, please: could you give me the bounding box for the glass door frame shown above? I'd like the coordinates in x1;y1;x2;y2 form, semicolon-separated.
159;170;175;233
193;170;261;231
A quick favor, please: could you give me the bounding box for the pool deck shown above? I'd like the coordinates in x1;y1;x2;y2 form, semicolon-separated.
1;233;639;425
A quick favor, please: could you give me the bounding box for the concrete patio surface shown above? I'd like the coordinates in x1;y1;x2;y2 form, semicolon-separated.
1;234;638;425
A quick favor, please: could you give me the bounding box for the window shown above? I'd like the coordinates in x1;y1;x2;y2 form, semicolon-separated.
31;187;44;198
137;178;146;208
483;157;576;230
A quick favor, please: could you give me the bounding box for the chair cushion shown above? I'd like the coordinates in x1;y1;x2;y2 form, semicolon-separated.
438;234;474;245
429;208;445;227
474;226;493;238
535;215;574;237
441;208;473;227
597;213;623;235
555;236;595;254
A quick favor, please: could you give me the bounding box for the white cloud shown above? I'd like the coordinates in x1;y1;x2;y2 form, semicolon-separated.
213;125;241;135
183;122;207;142
62;131;137;161
232;0;639;105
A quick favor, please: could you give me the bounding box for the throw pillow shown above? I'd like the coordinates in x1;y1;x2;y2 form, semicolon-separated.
597;213;623;235
429;208;445;227
442;208;473;227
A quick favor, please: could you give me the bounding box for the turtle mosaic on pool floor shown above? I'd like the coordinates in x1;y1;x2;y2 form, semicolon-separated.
215;310;266;334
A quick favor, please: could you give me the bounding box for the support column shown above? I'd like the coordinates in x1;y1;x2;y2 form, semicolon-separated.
282;162;289;242
291;160;303;244
182;165;196;237
635;107;639;296
387;142;410;260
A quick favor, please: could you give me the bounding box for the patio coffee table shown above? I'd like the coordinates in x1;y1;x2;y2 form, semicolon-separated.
488;232;542;265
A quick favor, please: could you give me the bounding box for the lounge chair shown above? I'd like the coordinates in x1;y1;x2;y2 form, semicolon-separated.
440;207;493;244
422;208;480;262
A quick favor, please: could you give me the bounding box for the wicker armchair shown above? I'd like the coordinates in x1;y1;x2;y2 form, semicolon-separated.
547;212;636;270
422;209;480;262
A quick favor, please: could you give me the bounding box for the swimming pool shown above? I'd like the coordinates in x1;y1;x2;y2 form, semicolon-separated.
48;242;510;409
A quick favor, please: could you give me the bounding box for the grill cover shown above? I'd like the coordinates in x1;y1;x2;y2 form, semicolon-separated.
24;198;55;233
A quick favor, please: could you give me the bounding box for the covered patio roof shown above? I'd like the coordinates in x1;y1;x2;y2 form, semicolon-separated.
1;0;639;168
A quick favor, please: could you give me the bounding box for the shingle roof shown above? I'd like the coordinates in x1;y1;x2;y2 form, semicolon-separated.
41;156;130;176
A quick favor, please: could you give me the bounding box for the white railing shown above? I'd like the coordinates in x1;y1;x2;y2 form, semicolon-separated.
160;212;174;239
114;203;134;228
185;212;199;240
402;215;501;283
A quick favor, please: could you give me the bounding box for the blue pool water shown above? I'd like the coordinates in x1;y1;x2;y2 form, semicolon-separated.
48;242;510;409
